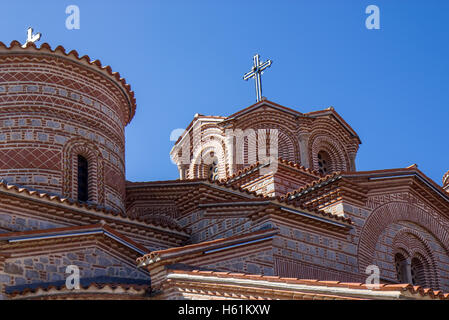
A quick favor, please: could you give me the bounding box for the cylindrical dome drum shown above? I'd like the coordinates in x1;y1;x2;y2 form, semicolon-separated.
0;41;136;213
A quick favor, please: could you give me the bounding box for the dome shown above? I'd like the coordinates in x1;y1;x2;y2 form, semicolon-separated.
0;41;136;212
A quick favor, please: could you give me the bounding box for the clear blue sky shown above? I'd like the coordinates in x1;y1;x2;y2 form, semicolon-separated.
0;1;448;185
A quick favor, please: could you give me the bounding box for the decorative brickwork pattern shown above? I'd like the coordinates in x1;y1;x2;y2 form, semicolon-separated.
358;201;449;286
309;133;350;172
0;43;134;212
62;138;104;204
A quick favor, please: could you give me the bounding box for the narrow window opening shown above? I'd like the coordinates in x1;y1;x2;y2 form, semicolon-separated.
395;253;409;283
77;155;89;202
317;151;331;175
411;257;426;286
208;156;219;181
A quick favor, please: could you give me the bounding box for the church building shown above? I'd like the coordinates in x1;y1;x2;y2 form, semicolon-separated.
0;38;448;300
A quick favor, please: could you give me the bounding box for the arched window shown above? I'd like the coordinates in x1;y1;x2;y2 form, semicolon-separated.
208;158;219;181
317;151;331;175
411;257;426;286
77;155;89;202
395;253;409;283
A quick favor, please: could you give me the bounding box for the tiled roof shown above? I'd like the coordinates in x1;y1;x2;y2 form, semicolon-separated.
126;175;352;226
0;223;149;255
282;167;449;203
127;177;268;200
227;99;303;119
6;277;149;299
224;99;360;143
304;107;361;143
0;179;187;234
137;228;278;267
126;178;208;187
220;157;321;185
172;99;361;148
173;114;226;145
277;157;322;176
0;178;119;214
213;166;352;224
280;171;343;201
166;269;449;300
0;41;136;123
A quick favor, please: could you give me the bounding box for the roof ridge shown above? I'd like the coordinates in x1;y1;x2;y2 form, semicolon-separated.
0;179;188;233
137;228;278;265
280;171;343;201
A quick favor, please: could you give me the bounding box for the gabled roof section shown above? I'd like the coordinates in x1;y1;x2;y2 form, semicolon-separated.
137;228;278;268
0;223;149;255
127;177;352;227
172;114;226;145
227;98;303;119
304;107;361;143
0;179;189;238
225;99;361;144
127;178;268;201
282;167;449;215
221;157;321;186
0;178;118;214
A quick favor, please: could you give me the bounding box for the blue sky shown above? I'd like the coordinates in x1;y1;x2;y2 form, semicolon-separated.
0;1;448;185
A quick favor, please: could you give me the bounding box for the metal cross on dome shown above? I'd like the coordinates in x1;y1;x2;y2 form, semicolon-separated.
22;27;41;48
243;54;272;102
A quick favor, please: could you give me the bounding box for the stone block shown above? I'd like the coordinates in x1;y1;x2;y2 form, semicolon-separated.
4;263;23;275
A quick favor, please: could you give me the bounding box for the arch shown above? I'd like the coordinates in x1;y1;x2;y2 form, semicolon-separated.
317;150;332;175
188;133;227;180
411;255;426;286
208;157;219;181
62;138;104;203
394;252;408;283
309;133;350;173
358;202;449;278
391;228;440;289
238;118;301;164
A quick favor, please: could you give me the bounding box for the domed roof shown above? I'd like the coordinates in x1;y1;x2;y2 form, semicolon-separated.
0;40;136;124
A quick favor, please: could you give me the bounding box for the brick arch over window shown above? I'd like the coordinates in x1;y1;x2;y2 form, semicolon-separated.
274;129;296;163
188;135;227;180
358;202;449;275
309;134;349;173
240;123;300;164
62;138;104;204
392;228;440;289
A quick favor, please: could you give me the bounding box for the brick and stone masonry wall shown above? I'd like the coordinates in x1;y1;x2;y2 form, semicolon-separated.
0;212;64;234
175;206;362;281
0;52;132;213
177;209;255;244
324;192;449;291
176;192;449;290
175;240;275;277
0;245;149;293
